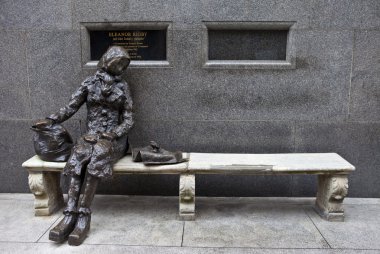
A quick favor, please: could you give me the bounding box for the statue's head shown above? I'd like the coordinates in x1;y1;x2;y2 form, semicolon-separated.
97;46;131;76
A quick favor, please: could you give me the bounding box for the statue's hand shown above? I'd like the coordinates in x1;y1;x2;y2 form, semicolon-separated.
33;119;54;129
83;134;97;144
100;132;117;141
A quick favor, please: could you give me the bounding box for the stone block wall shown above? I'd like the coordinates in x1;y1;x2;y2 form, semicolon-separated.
0;0;379;197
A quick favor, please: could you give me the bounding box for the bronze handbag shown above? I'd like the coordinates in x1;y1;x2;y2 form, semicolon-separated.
31;120;74;162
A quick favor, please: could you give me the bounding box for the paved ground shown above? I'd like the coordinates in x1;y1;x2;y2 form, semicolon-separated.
0;194;379;253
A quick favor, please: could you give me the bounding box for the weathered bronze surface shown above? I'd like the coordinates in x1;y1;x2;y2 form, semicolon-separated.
132;141;184;165
31;119;73;162
90;30;166;60
33;46;133;246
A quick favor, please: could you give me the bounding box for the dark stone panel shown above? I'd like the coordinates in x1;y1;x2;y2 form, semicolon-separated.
0;0;71;30
0;120;33;193
73;0;200;29
243;0;314;28
196;175;292;197
349;72;380;121
156;68;350;122
352;30;380;73
124;67;193;122
294;121;380;198
128;120;295;154
72;0;129;27
127;0;201;29
96;175;179;196
0;30;30;119
81;174;293;197
200;0;250;23
26;30;85;120
291;175;317;197
294;29;353;72
349;30;380;121
310;0;380;29
203;0;312;29
172;29;202;69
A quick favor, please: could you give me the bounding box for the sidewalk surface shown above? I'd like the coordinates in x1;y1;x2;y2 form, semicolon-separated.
0;194;379;253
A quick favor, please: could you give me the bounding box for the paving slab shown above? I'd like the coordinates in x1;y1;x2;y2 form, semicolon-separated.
182;198;329;248
0;197;61;242
306;205;380;249
39;195;183;246
2;194;380;252
0;242;379;254
0;193;36;200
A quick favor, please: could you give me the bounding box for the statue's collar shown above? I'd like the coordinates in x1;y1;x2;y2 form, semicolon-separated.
95;70;121;84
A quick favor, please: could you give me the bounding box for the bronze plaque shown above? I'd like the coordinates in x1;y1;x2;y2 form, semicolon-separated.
90;30;166;60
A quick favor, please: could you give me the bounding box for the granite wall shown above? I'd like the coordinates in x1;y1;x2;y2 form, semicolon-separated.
0;0;379;197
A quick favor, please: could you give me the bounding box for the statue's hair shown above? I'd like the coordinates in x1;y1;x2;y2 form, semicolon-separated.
97;46;131;70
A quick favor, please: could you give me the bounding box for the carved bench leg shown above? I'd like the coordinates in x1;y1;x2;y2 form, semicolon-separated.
314;174;348;222
28;171;64;216
179;174;195;221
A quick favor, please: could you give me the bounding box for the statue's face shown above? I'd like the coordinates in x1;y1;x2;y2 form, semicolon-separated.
104;57;130;76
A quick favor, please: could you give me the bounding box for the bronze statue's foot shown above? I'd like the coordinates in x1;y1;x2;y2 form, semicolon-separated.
49;212;78;243
68;213;91;246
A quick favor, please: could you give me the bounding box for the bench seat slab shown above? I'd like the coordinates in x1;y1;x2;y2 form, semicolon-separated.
23;154;189;174
188;153;355;174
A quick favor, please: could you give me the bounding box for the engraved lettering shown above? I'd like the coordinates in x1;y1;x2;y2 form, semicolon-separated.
90;30;166;61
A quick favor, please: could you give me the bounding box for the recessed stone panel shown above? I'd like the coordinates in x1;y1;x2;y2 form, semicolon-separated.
202;22;296;69
208;30;288;61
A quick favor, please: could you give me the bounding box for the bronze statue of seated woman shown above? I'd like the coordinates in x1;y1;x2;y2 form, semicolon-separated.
34;46;133;246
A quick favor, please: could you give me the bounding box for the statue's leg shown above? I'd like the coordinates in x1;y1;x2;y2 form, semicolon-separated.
49;141;91;243
66;174;85;211
68;173;100;246
49;175;82;242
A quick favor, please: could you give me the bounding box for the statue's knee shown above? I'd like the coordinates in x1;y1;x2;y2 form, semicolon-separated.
65;143;92;172
73;144;91;158
93;140;113;157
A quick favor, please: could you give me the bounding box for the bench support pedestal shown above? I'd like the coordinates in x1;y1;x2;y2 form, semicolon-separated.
179;174;195;221
315;174;348;222
28;171;64;216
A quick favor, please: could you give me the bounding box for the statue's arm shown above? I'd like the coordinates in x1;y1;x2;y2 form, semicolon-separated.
47;80;89;123
114;84;134;138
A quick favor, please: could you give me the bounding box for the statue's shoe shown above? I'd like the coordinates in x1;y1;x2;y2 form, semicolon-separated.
49;214;78;242
68;214;91;246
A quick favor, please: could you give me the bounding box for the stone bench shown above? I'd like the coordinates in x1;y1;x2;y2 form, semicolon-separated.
22;152;355;221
